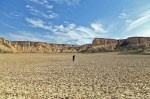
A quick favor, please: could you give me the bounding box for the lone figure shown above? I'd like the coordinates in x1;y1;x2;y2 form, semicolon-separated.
72;55;75;62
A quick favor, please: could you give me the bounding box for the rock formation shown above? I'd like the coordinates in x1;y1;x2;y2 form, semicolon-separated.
91;38;118;51
0;37;80;53
121;37;150;47
0;36;150;53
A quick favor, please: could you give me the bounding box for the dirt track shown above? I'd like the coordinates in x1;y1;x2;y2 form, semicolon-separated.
0;53;150;99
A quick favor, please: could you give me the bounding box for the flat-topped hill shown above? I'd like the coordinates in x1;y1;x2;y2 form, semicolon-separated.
0;37;150;53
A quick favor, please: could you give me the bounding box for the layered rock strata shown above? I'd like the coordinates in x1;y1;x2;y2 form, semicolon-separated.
0;37;150;53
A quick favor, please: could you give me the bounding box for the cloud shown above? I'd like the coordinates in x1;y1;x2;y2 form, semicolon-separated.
51;0;80;6
26;5;58;19
91;23;107;33
1;30;57;44
0;12;21;19
28;0;81;6
2;31;44;42
125;20;132;23
26;5;40;14
10;12;21;17
49;26;94;44
25;18;108;44
120;6;150;38
26;18;45;27
3;24;18;30
127;12;150;31
48;13;59;18
26;18;53;31
28;0;53;9
123;29;150;39
118;13;127;19
26;5;34;10
46;5;53;9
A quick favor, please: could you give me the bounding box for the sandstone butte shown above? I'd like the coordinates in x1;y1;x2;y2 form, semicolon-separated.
0;37;150;53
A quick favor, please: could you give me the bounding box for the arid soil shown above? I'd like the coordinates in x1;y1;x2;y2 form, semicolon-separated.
0;53;150;99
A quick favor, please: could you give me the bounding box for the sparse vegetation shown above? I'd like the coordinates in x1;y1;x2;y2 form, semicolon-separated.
0;53;150;98
115;45;146;51
80;48;110;53
115;45;150;55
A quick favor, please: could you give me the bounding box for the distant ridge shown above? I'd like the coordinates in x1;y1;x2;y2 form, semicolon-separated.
0;37;150;53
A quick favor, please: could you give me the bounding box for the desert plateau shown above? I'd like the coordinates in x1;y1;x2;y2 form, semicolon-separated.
0;53;150;99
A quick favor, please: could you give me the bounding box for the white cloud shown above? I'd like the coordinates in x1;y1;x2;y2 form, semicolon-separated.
4;24;18;30
26;18;53;31
26;5;58;19
52;0;80;6
28;0;81;6
118;13;127;19
25;18;108;44
26;5;32;8
127;13;150;31
28;0;45;5
48;13;59;18
64;0;80;6
125;19;132;23
117;5;150;39
28;0;53;9
26;18;45;27
10;12;21;17
46;5;53;9
52;23;107;44
28;0;39;3
91;23;106;33
6;31;44;42
0;12;21;19
123;29;150;39
26;5;38;13
1;30;56;44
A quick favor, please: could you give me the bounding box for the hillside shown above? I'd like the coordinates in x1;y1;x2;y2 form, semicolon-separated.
0;37;150;53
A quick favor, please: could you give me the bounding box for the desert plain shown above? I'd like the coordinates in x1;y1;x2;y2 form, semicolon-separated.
0;53;150;99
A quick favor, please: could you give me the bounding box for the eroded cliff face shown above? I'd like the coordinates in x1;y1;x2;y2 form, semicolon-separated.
0;37;80;53
11;41;79;53
91;38;118;51
1;36;150;53
124;37;150;47
91;37;150;51
0;37;17;52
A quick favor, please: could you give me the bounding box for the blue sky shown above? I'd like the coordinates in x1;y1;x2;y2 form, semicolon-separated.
0;0;150;45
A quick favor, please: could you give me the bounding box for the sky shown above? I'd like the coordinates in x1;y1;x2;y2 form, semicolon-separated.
0;0;150;45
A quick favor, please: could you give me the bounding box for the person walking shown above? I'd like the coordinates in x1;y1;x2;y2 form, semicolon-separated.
72;55;75;62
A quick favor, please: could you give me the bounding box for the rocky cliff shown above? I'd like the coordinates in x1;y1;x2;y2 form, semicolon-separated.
0;36;150;53
10;41;80;53
91;37;150;51
91;38;118;51
0;37;80;53
120;37;150;47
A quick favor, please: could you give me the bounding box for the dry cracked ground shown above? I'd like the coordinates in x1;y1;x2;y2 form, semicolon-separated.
0;53;150;99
